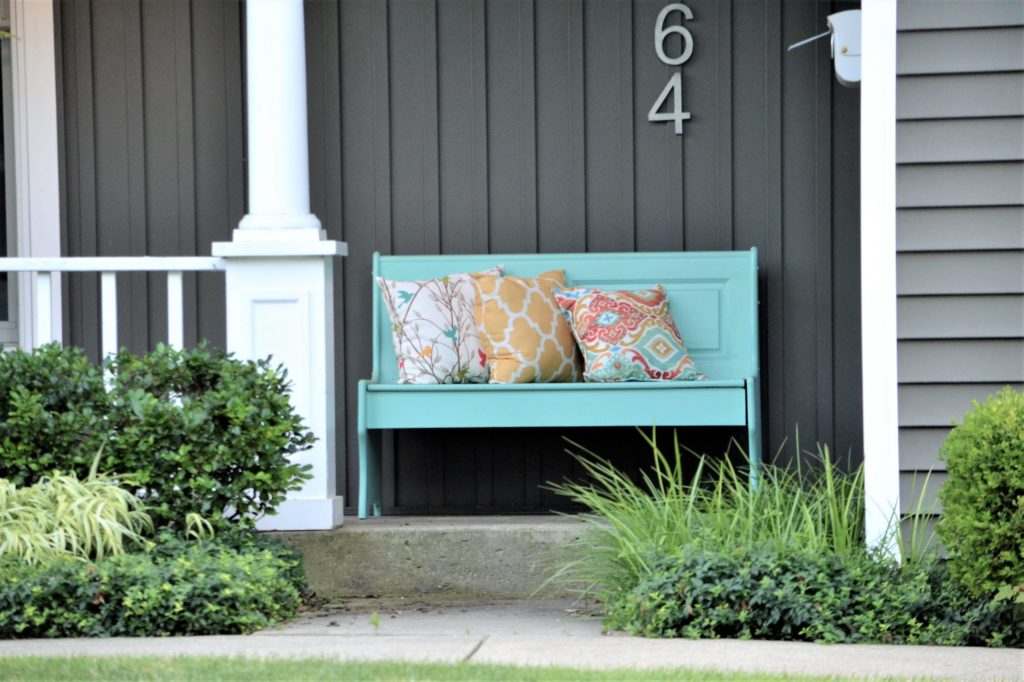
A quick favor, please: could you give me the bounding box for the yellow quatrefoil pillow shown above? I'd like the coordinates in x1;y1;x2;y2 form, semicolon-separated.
472;270;582;384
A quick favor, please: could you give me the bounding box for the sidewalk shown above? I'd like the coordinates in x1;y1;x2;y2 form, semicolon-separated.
0;598;1021;681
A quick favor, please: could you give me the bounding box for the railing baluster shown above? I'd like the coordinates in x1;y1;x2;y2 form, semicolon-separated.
35;272;52;346
100;272;118;357
166;271;184;349
0;257;224;353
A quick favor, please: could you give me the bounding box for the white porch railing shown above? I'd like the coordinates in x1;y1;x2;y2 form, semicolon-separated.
0;257;225;354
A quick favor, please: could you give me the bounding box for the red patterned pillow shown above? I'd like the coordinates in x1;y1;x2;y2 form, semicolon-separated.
554;286;706;382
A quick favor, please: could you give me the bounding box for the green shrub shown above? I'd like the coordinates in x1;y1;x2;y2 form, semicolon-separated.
607;547;1023;647
937;387;1024;598
0;460;152;564
105;344;314;528
547;430;863;596
0;343;314;530
0;533;303;637
0;345;109;485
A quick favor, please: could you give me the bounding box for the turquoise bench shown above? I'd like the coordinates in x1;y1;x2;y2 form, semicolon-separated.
357;250;762;518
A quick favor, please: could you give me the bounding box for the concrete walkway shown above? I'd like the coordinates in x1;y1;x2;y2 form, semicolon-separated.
0;598;1021;681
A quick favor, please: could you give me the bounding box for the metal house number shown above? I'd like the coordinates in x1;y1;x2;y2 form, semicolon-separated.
648;3;694;135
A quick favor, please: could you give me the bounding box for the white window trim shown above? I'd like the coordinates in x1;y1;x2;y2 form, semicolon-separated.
0;25;15;348
860;0;901;552
9;0;62;348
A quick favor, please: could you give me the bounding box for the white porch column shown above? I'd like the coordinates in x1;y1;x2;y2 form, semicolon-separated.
235;0;320;239
860;0;901;554
213;0;347;530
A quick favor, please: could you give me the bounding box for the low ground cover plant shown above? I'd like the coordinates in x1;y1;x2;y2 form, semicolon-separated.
0;532;304;637
551;428;1023;647
608;547;1021;647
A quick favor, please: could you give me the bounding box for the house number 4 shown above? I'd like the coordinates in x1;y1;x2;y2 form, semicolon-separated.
648;3;694;135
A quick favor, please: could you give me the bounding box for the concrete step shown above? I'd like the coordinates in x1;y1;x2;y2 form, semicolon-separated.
275;515;590;600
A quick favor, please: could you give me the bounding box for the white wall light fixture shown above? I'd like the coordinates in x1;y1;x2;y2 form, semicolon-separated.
789;9;862;88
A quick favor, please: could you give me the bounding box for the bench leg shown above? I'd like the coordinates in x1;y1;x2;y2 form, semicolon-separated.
748;424;761;490
358;426;383;519
746;376;762;490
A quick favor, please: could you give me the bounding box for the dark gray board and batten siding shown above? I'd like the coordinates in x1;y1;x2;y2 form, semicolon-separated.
56;0;242;353
896;0;1024;513
56;0;862;515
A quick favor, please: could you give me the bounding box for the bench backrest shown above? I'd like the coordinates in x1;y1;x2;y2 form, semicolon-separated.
371;249;759;384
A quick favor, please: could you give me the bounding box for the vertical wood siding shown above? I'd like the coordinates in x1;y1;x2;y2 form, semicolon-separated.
57;0;862;514
895;0;1024;512
56;0;243;356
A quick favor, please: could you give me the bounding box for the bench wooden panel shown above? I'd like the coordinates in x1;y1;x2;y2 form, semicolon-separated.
357;250;761;518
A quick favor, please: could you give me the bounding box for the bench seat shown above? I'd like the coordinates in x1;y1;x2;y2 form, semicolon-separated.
362;380;750;429
358;250;761;518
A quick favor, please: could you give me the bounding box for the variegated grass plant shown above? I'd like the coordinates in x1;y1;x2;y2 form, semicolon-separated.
0;454;152;564
546;428;866;597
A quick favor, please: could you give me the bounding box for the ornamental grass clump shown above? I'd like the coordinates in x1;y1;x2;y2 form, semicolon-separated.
0;456;152;564
549;429;1023;647
547;429;864;596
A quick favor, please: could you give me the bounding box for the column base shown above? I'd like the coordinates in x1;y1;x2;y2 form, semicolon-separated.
237;213;322;233
256;496;345;531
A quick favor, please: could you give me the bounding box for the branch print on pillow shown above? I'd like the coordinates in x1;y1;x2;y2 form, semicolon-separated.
377;268;501;384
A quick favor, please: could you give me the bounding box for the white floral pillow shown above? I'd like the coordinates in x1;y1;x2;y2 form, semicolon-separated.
376;267;502;384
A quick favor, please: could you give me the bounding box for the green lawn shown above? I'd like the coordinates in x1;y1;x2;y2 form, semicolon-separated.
0;656;925;682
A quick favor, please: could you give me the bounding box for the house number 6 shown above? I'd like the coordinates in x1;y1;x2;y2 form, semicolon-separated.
648;3;693;135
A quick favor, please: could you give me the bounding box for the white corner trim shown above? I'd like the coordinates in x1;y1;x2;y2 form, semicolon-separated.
860;0;901;553
10;0;62;348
